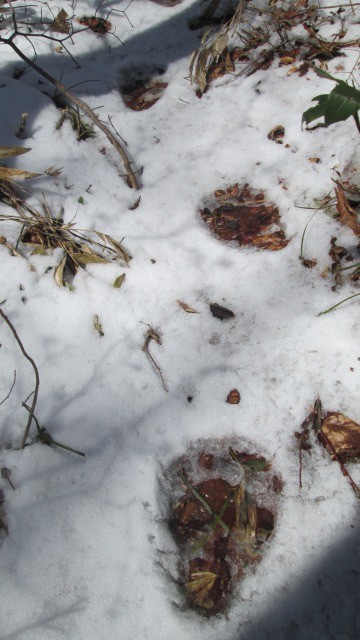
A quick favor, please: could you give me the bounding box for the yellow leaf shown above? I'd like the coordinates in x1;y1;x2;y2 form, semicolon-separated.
54;256;67;287
0;146;31;158
72;253;108;265
113;274;126;288
185;571;217;609
0;167;41;182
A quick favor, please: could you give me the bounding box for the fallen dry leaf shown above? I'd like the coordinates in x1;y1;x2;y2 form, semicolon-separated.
279;55;296;66
50;9;70;33
298;62;310;76
334;181;360;235
122;80;168;111
320;412;360;462
301;258;317;269
268;125;285;143
210;303;235;320
185;559;230;611
78;16;111;33
226;389;240;404
177;300;199;314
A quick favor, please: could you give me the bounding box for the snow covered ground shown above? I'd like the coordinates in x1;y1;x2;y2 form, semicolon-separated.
0;0;359;638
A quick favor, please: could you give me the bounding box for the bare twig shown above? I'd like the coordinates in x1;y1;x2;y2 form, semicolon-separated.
141;324;168;392
1;467;16;491
0;370;16;407
0;308;40;449
0;7;139;189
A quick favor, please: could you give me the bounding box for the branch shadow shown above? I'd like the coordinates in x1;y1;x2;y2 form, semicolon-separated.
1;0;204;91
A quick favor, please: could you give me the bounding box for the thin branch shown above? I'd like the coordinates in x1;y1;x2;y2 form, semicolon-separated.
0;13;139;189
0;308;40;449
0;370;16;407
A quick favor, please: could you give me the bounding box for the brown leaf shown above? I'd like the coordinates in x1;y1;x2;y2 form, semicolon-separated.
321;412;360;461
78;16;111;33
210;303;235;320
334;181;360;235
122;80;168;111
50;9;70;33
268;125;285;142
301;258;317;268
177;300;199;314
298;62;310;76
226;389;240;404
129;196;141;211
170;477;236;540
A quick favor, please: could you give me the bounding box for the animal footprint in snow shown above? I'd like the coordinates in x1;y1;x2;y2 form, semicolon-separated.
165;440;282;614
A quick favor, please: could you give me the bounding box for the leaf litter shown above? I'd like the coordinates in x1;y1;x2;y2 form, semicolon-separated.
121;70;168;111
165;440;281;614
200;184;289;250
0;186;131;287
296;399;360;496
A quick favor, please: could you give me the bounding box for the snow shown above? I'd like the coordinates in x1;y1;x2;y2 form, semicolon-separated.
0;0;359;638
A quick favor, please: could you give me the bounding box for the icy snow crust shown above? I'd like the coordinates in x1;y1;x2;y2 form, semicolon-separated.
0;0;359;638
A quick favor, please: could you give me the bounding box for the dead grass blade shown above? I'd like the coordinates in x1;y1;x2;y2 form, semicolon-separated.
0;192;132;286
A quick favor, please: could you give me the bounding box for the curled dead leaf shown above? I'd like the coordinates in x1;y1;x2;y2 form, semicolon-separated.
268;125;285;143
210;303;235;320
226;389;240;404
177;300;199;314
122;80;168;111
334;181;360;235
321;412;360;461
54;256;67;287
78;16;111;33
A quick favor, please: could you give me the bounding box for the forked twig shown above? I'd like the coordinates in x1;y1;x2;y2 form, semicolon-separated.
0;308;40;449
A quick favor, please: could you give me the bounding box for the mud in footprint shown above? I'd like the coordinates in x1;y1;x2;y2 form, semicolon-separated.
120;66;168;111
163;439;282;614
200;183;289;250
